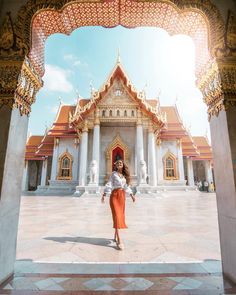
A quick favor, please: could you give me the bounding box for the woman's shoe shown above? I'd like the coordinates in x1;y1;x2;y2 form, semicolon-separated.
117;242;125;250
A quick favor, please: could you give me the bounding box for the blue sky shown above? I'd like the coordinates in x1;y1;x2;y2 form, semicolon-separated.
29;26;209;137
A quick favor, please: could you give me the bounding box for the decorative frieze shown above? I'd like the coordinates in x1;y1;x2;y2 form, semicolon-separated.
197;58;236;120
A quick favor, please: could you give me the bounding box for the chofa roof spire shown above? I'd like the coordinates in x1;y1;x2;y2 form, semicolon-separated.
117;47;121;64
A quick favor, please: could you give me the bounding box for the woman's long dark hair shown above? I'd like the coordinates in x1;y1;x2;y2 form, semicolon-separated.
114;160;131;185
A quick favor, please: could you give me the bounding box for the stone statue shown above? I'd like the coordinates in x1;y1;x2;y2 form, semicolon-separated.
89;160;98;184
139;160;147;184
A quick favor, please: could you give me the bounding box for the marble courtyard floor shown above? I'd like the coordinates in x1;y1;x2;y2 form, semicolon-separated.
2;191;236;294
16;191;221;263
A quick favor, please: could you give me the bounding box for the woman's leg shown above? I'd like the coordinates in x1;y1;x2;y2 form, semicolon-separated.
116;229;120;244
114;229;117;241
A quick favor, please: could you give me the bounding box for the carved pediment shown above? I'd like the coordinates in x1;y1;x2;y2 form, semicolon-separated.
98;78;138;107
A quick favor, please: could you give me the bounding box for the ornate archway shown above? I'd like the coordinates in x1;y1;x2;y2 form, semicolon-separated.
0;0;236;286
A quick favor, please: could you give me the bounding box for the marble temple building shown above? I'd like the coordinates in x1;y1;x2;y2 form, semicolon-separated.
22;60;213;195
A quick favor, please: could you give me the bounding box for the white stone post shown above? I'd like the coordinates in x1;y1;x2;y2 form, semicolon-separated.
204;160;213;183
79;121;88;186
148;125;157;186
40;158;48;186
21;160;29;191
91;111;100;185
51;138;59;181
186;157;194;186
177;139;185;181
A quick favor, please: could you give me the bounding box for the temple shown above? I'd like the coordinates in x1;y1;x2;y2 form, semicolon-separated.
22;60;213;195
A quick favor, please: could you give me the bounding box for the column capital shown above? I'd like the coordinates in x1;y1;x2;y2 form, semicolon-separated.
148;122;154;133
197;58;236;121
82;120;88;132
94;108;100;125
136;109;142;125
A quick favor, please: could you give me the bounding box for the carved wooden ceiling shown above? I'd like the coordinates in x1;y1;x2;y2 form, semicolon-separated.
30;0;210;76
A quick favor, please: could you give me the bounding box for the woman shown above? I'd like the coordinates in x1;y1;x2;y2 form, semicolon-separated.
101;160;135;250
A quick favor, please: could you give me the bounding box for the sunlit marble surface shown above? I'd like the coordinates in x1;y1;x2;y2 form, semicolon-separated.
16;191;221;263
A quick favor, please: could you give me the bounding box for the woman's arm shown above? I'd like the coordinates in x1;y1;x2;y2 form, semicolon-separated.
101;173;114;203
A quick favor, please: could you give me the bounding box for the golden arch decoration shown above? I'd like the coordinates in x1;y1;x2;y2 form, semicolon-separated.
13;0;226;77
163;151;179;180
57;151;73;180
105;134;130;177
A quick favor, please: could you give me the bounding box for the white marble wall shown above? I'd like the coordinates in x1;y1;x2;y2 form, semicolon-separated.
100;126;136;180
160;140;185;182
52;138;79;181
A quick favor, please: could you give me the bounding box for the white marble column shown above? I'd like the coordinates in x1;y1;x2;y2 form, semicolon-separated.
50;138;59;181
79;121;88;186
40;158;48;186
156;139;163;183
177;139;185;181
0;107;29;284
72;138;79;181
186;157;194;186
136;112;144;170
21;160;29;191
91;112;100;184
204;160;213;183
148;125;157;186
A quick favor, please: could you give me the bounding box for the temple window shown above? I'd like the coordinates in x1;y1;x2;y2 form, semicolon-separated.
131;110;135;117
57;152;73;180
109;110;112;117
124;110;127;117
102;110;106;117
163;152;178;180
117;110;120;116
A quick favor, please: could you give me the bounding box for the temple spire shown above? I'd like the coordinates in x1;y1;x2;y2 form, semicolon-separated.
117;47;121;64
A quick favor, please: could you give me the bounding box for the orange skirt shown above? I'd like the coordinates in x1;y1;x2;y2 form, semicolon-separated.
110;188;127;229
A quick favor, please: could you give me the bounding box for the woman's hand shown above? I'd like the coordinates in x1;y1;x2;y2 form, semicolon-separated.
101;194;105;203
130;194;136;202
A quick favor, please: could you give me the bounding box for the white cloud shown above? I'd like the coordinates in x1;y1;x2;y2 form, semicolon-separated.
64;54;74;61
64;53;82;67
73;60;81;67
43;64;73;93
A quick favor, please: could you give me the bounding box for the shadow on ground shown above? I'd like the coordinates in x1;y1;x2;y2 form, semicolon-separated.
44;236;117;249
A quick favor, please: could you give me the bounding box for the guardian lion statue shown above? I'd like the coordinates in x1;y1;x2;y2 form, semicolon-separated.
89;160;98;184
139;160;147;184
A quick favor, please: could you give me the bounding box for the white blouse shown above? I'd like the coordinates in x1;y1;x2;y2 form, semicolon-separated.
104;171;133;196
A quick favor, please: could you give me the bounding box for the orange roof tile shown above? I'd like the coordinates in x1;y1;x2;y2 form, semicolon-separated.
79;99;90;107
54;105;76;124
160;106;187;139
193;136;212;160
26;135;44;146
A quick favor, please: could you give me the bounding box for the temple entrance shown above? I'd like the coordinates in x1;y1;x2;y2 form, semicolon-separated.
105;134;130;180
0;0;236;292
112;147;124;170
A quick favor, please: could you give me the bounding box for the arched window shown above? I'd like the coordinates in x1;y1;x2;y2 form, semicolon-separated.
163;152;178;180
109;110;112;117
102;110;106;117
57;152;73;180
124;110;127;117
131;110;135;117
117;110;120;116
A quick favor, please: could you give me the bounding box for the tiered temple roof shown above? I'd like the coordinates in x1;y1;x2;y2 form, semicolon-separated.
25;104;212;161
192;136;212;161
25;61;212;161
